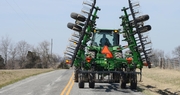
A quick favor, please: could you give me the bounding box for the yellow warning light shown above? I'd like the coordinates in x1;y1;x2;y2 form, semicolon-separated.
114;30;118;33
66;60;69;63
65;59;71;64
74;42;77;45
94;29;96;33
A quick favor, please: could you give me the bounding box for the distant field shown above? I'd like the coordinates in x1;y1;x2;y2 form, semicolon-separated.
138;67;180;95
0;69;54;88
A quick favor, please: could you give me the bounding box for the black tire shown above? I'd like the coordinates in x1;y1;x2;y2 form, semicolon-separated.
78;74;84;88
79;81;84;88
120;81;126;89
71;12;86;22
113;73;120;83
139;25;151;33
67;22;82;32
130;74;137;89
89;73;95;88
89;81;95;88
135;15;149;23
120;74;126;89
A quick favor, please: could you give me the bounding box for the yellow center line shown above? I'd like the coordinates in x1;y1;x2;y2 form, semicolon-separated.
66;79;74;95
60;73;74;95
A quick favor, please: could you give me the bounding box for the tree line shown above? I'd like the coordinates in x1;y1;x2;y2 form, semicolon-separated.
1;36;180;70
0;36;66;69
150;45;180;70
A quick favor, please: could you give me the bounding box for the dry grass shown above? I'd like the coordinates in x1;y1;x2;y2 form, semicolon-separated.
138;67;180;95
0;69;54;88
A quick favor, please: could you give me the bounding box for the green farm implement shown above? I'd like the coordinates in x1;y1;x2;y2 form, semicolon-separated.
64;0;152;89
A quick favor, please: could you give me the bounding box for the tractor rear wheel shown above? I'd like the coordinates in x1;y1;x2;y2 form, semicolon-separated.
130;74;137;89
89;81;95;88
78;74;84;88
74;70;78;82
120;74;126;89
89;73;95;88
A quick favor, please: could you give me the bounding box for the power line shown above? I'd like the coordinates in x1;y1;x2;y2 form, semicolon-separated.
5;0;50;39
12;0;37;29
5;0;36;32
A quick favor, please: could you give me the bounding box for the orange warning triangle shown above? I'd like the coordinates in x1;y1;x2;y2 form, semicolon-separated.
101;46;113;58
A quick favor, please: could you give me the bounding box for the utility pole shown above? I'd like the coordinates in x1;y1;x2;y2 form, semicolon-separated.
51;39;53;60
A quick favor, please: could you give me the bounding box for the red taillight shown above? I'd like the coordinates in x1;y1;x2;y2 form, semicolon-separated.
143;62;150;66
126;57;133;64
143;62;148;66
86;57;92;63
117;47;121;50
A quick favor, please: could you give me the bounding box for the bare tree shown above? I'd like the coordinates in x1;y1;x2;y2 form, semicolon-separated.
0;36;11;65
51;54;61;63
7;44;17;69
17;40;31;68
32;46;41;57
0;55;5;69
163;52;172;69
172;45;180;70
51;54;62;68
38;40;50;68
172;45;180;58
150;49;164;67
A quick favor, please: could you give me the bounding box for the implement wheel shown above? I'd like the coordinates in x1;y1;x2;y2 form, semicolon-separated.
113;73;120;83
71;12;86;22
67;23;82;32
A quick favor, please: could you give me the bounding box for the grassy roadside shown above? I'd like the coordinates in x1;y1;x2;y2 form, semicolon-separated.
0;68;54;88
138;67;180;95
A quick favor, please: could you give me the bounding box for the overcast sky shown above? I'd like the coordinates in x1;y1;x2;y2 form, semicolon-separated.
0;0;179;57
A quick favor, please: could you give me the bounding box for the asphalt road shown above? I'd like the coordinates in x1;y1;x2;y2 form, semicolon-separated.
0;69;73;95
0;68;144;95
70;81;144;95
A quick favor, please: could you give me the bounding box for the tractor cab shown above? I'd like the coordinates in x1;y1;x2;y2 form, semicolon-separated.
91;29;120;47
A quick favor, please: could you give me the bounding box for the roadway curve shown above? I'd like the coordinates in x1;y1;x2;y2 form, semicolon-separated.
0;68;144;95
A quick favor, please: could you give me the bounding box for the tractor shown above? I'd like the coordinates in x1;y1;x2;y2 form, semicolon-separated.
64;0;152;89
